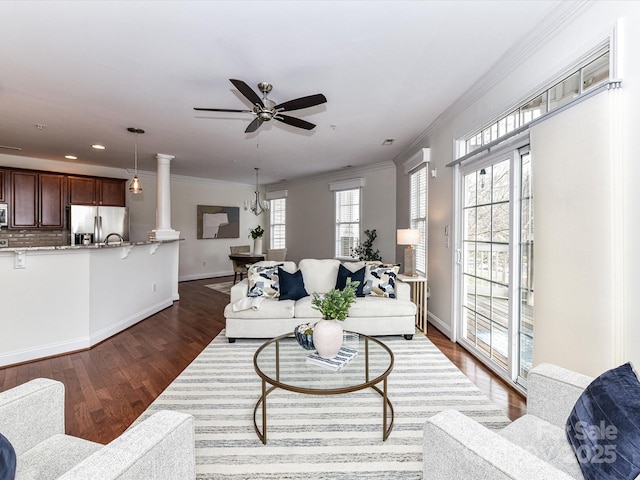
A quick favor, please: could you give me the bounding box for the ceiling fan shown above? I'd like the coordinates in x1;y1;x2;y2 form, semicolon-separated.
194;79;327;133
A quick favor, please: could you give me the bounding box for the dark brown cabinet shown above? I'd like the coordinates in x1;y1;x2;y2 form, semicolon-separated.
10;171;65;228
68;176;126;206
0;169;6;202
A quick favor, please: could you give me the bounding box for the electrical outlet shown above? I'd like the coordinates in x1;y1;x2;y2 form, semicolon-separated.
202;261;206;266
152;282;157;292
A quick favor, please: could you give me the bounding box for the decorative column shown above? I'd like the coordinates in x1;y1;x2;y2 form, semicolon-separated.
153;153;180;240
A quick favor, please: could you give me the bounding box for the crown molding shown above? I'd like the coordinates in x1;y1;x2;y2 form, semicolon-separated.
395;0;594;165
266;160;394;190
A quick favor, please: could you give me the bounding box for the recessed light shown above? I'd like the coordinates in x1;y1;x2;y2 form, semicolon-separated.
92;144;106;150
65;155;78;160
382;138;395;146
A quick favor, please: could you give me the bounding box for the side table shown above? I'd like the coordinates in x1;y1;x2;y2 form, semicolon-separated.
398;274;428;332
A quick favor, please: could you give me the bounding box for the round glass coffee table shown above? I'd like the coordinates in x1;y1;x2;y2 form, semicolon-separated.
253;331;394;444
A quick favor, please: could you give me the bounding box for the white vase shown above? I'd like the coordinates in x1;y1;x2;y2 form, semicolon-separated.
253;238;263;255
312;319;344;359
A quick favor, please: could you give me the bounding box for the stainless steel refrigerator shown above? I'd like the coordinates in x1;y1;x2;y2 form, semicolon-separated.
70;205;130;245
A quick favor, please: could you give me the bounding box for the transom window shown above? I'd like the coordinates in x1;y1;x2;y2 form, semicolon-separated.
460;48;610;158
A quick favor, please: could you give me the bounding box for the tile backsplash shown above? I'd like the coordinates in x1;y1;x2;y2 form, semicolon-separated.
0;229;66;248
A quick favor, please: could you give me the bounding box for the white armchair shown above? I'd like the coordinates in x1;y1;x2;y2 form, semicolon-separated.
423;363;593;479
0;378;195;480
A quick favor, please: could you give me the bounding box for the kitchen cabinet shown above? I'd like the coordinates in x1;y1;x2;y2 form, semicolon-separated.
10;171;65;228
0;169;6;202
68;176;126;206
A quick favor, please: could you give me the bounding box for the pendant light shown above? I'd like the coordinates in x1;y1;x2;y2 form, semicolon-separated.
127;127;145;194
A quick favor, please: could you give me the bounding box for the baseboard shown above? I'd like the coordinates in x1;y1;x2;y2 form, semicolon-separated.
89;299;174;346
427;310;452;339
0;337;90;368
0;299;175;368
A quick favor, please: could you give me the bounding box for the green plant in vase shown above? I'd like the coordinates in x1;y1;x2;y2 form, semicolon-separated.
311;280;359;358
249;225;264;254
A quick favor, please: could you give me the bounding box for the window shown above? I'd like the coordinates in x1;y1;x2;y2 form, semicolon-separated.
410;165;427;275
269;197;286;249
335;188;360;258
459;48;610;158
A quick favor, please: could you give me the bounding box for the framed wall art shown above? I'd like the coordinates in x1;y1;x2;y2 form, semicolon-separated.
197;205;239;239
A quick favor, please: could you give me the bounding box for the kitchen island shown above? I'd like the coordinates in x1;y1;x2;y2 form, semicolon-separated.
0;240;180;367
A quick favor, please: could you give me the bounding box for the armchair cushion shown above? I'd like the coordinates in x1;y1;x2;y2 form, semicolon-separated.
0;432;16;480
566;362;640;480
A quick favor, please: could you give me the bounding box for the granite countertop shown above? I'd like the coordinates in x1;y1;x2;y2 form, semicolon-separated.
0;239;181;253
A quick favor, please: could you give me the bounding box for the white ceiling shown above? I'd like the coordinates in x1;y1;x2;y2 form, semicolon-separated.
1;0;563;185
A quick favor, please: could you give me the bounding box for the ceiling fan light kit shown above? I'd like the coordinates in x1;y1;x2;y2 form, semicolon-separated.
195;78;327;134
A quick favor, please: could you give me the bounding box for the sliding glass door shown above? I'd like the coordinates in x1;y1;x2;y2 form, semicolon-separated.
457;144;533;387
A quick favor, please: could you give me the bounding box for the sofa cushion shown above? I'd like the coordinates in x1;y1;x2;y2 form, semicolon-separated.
346;296;416;318
499;414;583;479
566;362;640;480
363;264;400;298
335;264;365;297
224;298;295;319
294;295;415;319
298;259;341;295
278;268;309;301
17;434;101;480
0;432;16;480
247;264;282;298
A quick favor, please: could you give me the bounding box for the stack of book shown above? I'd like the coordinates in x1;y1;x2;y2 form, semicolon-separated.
306;346;358;371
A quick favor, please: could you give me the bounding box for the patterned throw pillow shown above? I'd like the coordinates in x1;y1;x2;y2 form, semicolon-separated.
247;264;282;298
363;264;400;298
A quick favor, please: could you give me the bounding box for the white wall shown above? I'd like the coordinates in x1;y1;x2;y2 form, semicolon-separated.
395;1;640;376
268;162;397;264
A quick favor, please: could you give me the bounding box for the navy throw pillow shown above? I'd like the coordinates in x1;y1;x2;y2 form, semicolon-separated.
278;267;309;301
566;362;640;480
335;264;365;297
0;432;16;480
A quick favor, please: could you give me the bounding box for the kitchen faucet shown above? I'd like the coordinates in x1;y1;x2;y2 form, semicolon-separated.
104;233;124;245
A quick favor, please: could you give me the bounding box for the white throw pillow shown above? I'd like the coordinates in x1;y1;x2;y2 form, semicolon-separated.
298;259;341;294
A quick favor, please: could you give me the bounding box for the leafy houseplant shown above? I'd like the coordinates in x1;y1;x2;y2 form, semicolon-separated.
352;229;382;261
311;280;359;321
249;225;264;239
310;280;359;358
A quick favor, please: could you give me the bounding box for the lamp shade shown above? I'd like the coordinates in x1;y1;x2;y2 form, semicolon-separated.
397;229;420;246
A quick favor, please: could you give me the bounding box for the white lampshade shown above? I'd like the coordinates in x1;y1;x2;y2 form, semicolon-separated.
397;229;420;246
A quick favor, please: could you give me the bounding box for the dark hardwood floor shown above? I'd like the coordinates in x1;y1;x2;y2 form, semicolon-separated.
0;276;525;444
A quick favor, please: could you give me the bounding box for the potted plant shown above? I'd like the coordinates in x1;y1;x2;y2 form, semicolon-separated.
351;229;382;261
311;280;359;358
249;225;264;255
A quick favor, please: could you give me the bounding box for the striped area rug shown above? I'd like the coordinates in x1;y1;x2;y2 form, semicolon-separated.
136;330;511;479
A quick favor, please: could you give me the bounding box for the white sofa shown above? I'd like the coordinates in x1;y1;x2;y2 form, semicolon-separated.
0;378;195;480
224;258;417;342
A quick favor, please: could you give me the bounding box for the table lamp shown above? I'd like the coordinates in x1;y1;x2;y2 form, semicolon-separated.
397;228;420;276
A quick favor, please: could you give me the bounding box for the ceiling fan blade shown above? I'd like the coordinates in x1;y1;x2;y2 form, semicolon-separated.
194;107;252;113
276;115;316;130
245;117;263;133
230;79;264;108
275;93;327;112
